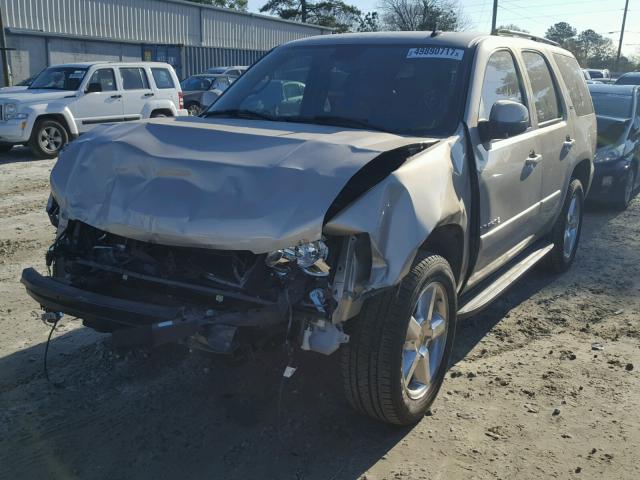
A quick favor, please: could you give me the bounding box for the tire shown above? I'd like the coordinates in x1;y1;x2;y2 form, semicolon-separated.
614;167;636;211
186;103;202;116
341;253;457;425
0;144;13;153
150;111;170;118
28;119;69;159
545;178;584;273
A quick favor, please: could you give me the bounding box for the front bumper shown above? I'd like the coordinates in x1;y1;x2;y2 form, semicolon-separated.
0;119;31;144
21;267;184;327
588;158;632;201
20;267;289;350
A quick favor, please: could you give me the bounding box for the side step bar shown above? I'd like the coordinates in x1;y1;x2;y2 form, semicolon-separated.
458;244;554;319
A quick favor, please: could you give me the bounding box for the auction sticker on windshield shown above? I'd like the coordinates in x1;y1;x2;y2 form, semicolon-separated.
407;47;464;60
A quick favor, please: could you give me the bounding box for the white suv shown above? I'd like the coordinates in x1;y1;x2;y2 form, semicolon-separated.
0;61;187;158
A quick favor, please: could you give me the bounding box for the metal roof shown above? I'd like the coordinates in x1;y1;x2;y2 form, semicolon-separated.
0;0;330;51
588;84;638;95
287;31;485;48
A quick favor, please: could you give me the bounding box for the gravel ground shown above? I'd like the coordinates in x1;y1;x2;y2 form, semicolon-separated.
0;147;638;480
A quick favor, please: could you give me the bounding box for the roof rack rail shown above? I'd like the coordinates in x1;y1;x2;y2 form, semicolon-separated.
494;29;560;47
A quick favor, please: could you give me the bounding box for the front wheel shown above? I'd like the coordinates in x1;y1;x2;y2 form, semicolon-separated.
341;253;457;425
614;167;636;211
0;144;13;153
28;119;69;159
545;178;584;273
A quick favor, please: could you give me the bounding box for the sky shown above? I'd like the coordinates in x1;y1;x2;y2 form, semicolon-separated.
246;0;640;57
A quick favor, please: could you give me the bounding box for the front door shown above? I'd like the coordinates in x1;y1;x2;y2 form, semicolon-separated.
69;68;123;132
469;49;544;285
119;67;153;120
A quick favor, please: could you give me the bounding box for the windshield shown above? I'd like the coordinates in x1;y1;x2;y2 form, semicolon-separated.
590;92;633;118
181;76;213;91
206;44;469;136
596;117;629;148
588;70;603;79
29;66;88;90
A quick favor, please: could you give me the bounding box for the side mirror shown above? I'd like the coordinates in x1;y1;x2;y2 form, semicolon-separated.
480;100;529;142
85;82;102;93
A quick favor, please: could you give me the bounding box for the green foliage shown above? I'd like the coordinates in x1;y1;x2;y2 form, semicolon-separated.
260;0;362;33
358;12;381;32
544;22;637;71
185;0;248;10
545;22;576;46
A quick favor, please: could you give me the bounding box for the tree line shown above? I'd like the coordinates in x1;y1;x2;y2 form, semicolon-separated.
186;1;639;72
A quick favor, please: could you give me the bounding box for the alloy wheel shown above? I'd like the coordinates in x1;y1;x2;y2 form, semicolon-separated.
39;126;63;154
402;282;449;400
563;192;581;259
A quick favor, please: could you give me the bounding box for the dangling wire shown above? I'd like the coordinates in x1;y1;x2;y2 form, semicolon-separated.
277;287;296;447
43;316;64;388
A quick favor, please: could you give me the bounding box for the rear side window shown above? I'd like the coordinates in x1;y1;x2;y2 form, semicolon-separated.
479;50;526;121
120;67;149;90
553;54;594;116
151;68;175;89
522;51;562;124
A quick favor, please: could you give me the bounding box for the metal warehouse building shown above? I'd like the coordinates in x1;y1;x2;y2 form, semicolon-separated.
0;0;330;85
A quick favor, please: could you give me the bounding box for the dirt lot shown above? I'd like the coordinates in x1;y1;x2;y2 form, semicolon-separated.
0;147;638;480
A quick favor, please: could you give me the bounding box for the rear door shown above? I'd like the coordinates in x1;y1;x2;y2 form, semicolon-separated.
519;49;572;224
69;67;123;132
468;48;544;284
150;67;179;109
119;67;153;120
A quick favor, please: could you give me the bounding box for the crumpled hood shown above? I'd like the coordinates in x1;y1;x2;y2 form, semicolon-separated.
51;116;435;252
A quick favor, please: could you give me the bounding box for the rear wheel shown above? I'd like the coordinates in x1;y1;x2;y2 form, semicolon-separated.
341;253;457;425
0;144;12;153
614;167;636;211
186;103;202;116
545;178;584;273
150;111;170;118
29;119;69;159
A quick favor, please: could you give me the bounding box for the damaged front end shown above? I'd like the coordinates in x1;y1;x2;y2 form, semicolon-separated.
22;220;371;356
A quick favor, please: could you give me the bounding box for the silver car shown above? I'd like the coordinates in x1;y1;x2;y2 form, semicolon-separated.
23;31;595;425
180;74;235;115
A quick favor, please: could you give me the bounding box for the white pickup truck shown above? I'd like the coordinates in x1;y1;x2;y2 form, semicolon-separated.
0;61;187;158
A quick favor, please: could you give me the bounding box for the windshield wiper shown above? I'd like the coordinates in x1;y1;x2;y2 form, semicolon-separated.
288;115;395;134
203;109;275;121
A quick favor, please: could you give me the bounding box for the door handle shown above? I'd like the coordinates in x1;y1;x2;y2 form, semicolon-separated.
144;92;154;97
563;136;576;148
110;94;122;99
525;152;542;167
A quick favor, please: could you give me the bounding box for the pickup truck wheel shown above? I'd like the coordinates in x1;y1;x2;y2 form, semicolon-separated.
0;144;12;153
29;119;69;159
341;253;457;425
545;178;584;273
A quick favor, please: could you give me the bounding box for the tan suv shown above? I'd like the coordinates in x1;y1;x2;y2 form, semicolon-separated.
22;31;596;425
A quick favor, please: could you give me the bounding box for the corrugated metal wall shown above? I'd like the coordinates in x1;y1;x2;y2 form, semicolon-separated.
183;46;264;78
0;0;329;49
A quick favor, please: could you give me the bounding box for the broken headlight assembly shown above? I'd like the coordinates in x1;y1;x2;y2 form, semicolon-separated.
265;240;330;277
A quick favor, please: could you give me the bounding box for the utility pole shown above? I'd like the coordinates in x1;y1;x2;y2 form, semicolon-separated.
491;0;499;34
0;7;11;86
617;0;630;70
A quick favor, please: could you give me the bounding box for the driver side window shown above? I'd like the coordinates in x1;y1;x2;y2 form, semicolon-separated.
87;68;117;92
479;50;526;122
